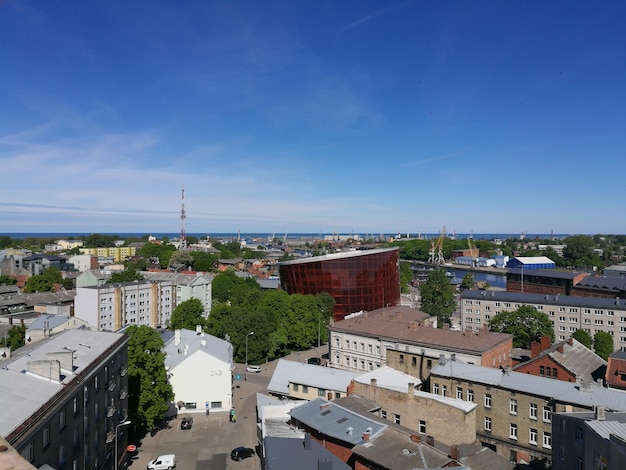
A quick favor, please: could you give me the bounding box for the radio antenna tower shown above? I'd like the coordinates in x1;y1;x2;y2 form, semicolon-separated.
180;183;187;250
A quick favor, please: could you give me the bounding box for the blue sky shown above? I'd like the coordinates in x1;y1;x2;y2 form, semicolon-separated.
2;1;625;235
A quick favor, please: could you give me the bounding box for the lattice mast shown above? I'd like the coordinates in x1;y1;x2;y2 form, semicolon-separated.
180;184;187;250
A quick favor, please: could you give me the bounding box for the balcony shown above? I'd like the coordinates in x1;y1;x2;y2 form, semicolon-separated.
120;389;128;399
108;380;116;392
105;432;114;443
106;405;115;418
120;366;127;376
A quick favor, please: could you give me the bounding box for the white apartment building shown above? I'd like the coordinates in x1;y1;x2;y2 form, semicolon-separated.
74;280;173;331
461;290;626;351
142;272;213;316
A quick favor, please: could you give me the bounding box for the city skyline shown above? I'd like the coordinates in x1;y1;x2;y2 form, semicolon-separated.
2;1;625;235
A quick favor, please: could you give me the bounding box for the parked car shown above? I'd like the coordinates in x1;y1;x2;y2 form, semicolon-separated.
246;365;261;373
307;357;321;365
147;454;176;470
180;417;193;430
230;447;255;461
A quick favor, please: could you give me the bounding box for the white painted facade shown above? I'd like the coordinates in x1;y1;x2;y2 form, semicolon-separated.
165;329;233;414
329;330;385;372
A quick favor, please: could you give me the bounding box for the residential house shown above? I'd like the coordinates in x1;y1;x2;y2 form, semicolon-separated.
329;306;512;382
429;358;626;464
74;280;173;331
461;290;626;352
68;254;99;273
0;329;130;470
513;336;607;383
347;366;476;446
552;409;626;470
76;270;111;288
26;314;89;343
163;328;233;414
264;434;350;470
606;350;626;390
267;359;358;401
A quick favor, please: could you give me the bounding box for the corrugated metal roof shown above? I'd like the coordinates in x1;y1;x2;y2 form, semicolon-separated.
461;289;626;309
355;366;422;392
586;420;626;440
267;359;358;395
289;398;387;446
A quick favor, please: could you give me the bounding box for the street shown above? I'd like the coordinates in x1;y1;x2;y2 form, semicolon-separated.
127;348;321;470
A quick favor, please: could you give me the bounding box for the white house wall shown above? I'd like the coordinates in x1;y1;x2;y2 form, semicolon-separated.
169;350;232;414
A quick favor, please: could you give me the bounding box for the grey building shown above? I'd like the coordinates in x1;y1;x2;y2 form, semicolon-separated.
552;409;626;470
0;329;129;470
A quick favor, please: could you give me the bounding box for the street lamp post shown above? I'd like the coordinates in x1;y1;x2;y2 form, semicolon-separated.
245;331;254;381
114;420;131;470
317;311;321;354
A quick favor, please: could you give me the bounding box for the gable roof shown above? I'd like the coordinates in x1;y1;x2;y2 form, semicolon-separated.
267;359;359;396
431;360;626;411
289;398;387;446
353;366;422;391
163;329;231;369
264;434;351;470
514;338;607;382
28;314;72;331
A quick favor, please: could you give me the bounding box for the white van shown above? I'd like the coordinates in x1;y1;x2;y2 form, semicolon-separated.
147;454;176;470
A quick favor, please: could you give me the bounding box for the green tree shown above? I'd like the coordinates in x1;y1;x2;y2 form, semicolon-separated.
399;261;413;293
190;252;218;272
168;251;194;268
1;324;26;350
488;305;555;348
66;246;82;256
107;266;144;284
419;268;457;327
594;331;614;360
125;325;174;430
460;273;475;290
170;298;205;330
23;267;63;293
138;243;176;268
84;234;119;247
0;275;17;286
572;329;593;349
212;270;238;303
563;235;595;267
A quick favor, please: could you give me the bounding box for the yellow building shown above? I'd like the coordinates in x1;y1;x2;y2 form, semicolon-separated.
79;247;136;263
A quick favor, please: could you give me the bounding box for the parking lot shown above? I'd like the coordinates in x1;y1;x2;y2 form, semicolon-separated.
128;348;324;470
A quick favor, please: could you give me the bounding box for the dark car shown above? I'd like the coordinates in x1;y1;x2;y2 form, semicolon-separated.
230;447;255;461
180;417;193;430
307;357;321;365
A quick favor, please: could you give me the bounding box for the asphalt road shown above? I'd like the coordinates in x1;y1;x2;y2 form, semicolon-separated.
127;348;323;470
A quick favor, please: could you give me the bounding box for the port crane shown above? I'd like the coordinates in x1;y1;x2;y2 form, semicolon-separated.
427;226;446;265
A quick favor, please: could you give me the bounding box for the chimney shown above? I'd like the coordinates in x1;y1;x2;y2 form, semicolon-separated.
408;382;414;394
371;378;377;387
530;341;540;358
175;329;181;346
362;432;369;442
596;406;606;421
540;335;551;351
409;321;418;330
46;350;73;372
410;434;422;443
450;354;456;362
568;338;573;346
450;445;460;460
443;323;450;330
479;324;489;337
27;359;61;381
317;459;332;470
196;324;203;334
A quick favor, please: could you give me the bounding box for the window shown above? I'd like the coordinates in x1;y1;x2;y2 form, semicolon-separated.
509;423;517;440
509;399;517;415
59;443;66;466
441;385;447;397
43;424;50;447
21;441;33;462
59;410;66;430
419;420;426;434
456;387;463;399
484;417;492;431
335;337;340;347
559;447;565;461
302;385;308;393
335;392;340;399
484;394;492;408
529;403;537;420
293;384;299;392
433;383;439;395
540;366;545;376
368;344;372;353
394;414;401;425
467;389;474;402
318;388;327;397
543;406;552;423
576;426;584;441
381;410;387;419
543;432;552;449
360;343;365;351
399;354;404;364
412;356;417;367
529;428;537;445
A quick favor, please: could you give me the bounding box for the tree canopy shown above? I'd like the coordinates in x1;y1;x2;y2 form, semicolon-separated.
170;298;205;330
419;268;457;327
107;266;144;284
572;329;593;349
23;267;67;293
488;305;554;348
399;261;413;293
0;324;26;351
594;331;613;360
124;325;174;430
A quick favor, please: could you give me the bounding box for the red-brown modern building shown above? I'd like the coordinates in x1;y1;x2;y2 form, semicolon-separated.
278;247;400;321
